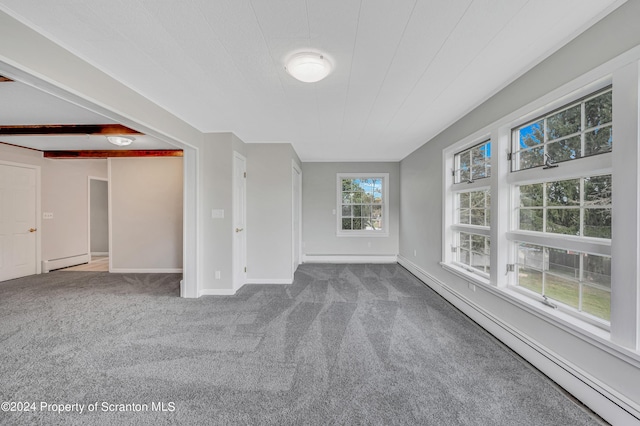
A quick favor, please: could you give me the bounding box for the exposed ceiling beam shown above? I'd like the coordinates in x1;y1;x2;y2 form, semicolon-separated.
0;124;141;136
43;150;183;159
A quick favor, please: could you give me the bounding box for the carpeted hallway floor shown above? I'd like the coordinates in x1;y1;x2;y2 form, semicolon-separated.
0;264;605;425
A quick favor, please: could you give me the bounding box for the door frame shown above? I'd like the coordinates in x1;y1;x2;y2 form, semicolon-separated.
232;151;247;291
0;160;42;275
87;176;109;263
291;160;302;277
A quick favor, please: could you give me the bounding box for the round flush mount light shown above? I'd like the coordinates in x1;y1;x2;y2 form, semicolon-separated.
285;52;332;83
107;136;135;147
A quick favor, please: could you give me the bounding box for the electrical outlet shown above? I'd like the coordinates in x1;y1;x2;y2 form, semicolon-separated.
468;283;476;292
413;249;417;257
43;212;54;219
215;271;221;279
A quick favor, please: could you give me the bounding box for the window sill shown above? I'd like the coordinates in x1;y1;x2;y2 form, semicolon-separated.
440;262;490;286
336;231;389;238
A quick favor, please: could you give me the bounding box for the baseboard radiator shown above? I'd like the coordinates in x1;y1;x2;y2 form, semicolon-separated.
42;254;90;273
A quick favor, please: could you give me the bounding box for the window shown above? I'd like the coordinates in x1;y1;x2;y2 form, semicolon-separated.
512;88;612;171
446;140;491;278
455;140;491;183
509;87;612;324
337;173;388;236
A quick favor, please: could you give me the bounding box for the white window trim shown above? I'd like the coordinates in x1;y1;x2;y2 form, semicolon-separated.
442;46;640;353
336;173;389;237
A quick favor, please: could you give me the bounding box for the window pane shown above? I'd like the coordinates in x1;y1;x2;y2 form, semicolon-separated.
547;248;579;281
584;208;611;238
547;104;581;140
518;243;545;269
459;192;470;208
471;251;489;272
545;274;579;309
519;121;544;148
546;209;580;235
470;209;485;226
458;208;470;224
342;205;352;217
546;179;580;206
582;285;610;321
342;193;352;204
341;218;352;230
518;267;543;294
583;254;611;288
471;145;487;180
361;205;371;218
519;184;543;207
459;150;471;182
459;249;470;265
470;191;487;208
519;147;544;170
460;233;471;250
519;209;543;232
584;126;612;156
584;175;612;206
471;234;486;253
353;218;362;230
352;205;362;217
547;136;581;162
585;91;612;128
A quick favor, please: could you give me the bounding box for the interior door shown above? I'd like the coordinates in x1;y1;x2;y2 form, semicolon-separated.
0;163;37;281
232;152;247;291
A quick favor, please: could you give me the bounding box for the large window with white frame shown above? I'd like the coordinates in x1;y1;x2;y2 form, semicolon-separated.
337;173;389;237
443;81;618;330
447;140;492;278
509;87;612;325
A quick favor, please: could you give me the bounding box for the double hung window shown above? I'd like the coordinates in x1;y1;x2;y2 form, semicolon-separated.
337;173;389;237
509;87;612;324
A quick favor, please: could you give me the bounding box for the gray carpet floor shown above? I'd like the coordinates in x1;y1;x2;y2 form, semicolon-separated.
0;263;605;425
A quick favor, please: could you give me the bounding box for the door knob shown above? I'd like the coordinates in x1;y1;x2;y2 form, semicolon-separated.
235;228;244;233
29;228;37;233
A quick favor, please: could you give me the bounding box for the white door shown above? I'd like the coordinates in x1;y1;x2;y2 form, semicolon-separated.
0;164;37;281
292;163;302;274
232;152;247;291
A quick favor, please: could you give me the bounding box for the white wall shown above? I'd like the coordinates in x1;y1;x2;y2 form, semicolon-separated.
247;143;301;283
302;162;399;261
399;1;640;424
109;157;183;272
90;179;108;253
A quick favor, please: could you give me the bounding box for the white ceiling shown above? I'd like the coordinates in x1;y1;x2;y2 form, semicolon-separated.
0;0;624;161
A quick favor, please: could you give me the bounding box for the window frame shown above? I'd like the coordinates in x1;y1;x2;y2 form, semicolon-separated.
336;173;389;237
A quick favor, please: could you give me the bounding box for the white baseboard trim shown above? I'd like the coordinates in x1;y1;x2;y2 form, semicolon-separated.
42;254;90;273
90;252;109;257
199;288;237;296
109;268;183;273
397;255;640;426
245;278;293;285
302;254;398;264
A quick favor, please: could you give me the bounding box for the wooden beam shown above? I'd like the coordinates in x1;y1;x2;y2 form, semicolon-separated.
0;124;141;136
44;150;183;159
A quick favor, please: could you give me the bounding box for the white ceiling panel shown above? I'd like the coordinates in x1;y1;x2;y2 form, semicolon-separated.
0;0;626;160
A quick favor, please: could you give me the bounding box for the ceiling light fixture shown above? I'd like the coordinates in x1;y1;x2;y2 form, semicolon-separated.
107;136;135;147
285;52;332;83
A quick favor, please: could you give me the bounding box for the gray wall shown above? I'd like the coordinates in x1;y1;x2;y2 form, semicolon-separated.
399;0;640;419
247;143;301;281
110;157;183;271
90;179;108;253
199;133;247;291
302;162;399;258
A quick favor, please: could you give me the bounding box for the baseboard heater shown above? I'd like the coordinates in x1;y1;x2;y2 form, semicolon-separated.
42;254;91;273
